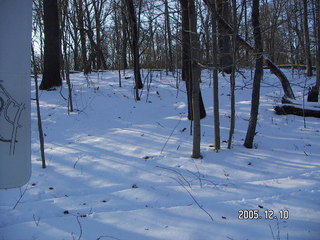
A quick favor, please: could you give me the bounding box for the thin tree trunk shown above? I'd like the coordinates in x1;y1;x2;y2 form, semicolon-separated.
244;0;249;64
188;0;202;159
303;0;313;76
74;0;90;74
71;13;80;71
121;0;128;70
31;45;46;168
61;0;74;113
228;0;237;149
93;0;105;70
125;0;143;100
244;0;263;149
315;0;320;93
207;0;221;150
181;0;192;118
164;0;174;72
63;36;73;113
114;0;122;86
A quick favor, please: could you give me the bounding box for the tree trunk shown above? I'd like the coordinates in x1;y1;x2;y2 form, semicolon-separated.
216;0;233;74
71;13;80;71
74;0;90;74
315;0;320;96
114;0;122;86
125;0;143;100
244;0;263;149
227;0;237;149
93;0;106;70
121;0;128;70
181;0;206;121
188;0;202;159
85;29;107;70
31;45;46;168
206;0;221;150
40;0;62;90
61;0;74;113
274;105;320;118
164;0;174;73
303;0;313;76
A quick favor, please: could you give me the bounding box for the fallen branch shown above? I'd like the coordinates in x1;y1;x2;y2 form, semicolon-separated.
274;104;320;118
274;96;320;118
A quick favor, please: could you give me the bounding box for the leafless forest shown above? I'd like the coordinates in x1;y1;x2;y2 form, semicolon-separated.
31;0;320;156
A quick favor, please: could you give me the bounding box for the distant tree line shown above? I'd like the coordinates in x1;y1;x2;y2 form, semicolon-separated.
32;0;319;76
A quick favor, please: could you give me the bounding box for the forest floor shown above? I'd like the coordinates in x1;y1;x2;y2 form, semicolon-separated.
0;68;319;240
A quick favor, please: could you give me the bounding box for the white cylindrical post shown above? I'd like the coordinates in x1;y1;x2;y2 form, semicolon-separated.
0;0;32;188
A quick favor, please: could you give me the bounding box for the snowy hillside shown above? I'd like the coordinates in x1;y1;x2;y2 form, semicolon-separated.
0;68;319;240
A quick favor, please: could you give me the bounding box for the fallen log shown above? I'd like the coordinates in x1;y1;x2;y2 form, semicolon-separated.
275;97;320;117
274;104;320;118
264;64;317;70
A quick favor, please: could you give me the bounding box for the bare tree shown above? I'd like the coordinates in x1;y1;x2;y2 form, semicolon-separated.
31;44;46;169
121;0;128;70
125;0;143;100
227;0;237;149
204;0;220;150
164;0;174;73
181;0;206;121
217;0;233;74
189;0;202;158
244;0;263;149
302;0;313;76
74;0;90;74
61;0;74;113
180;0;204;158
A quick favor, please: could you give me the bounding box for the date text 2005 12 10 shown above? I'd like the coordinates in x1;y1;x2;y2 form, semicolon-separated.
238;209;289;220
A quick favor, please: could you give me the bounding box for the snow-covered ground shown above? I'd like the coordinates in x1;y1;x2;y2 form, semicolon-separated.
1;68;319;240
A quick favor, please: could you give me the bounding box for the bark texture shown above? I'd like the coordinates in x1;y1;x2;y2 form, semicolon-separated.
181;0;206;121
40;0;62;90
244;0;263;149
125;0;143;93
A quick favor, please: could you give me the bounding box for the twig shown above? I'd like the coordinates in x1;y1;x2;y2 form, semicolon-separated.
156;166;192;190
160;117;181;154
73;155;85;169
13;184;29;209
269;224;275;240
174;178;214;221
33;214;41;226
97;236;122;240
59;85;67;101
269;219;282;240
191;159;203;188
76;216;83;240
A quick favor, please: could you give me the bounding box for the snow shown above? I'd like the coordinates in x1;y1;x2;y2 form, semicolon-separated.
1;68;319;240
